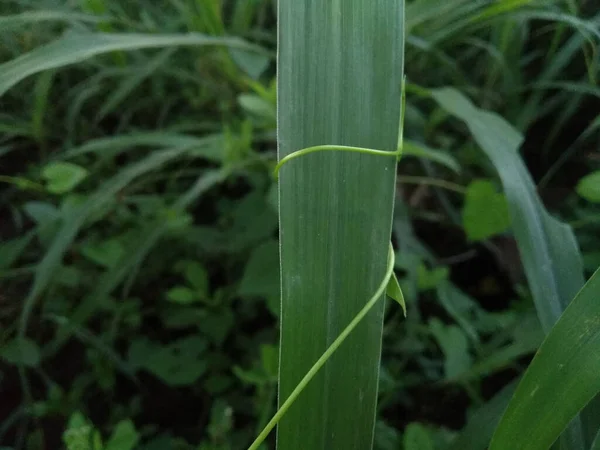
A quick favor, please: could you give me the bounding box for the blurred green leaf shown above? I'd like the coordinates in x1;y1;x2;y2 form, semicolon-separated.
404;423;434;450
462;179;511;241
238;240;279;306
431;87;584;332
374;420;400;450
61;132;223;162
23;201;61;246
23;201;60;224
1;338;41;367
238;94;276;122
207;399;234;444
450;314;543;383
96;48;175;122
42;162;88;194
576;171;600;203
403;140;460;173
436;282;480;344
432;89;595;445
0;232;34;270
198;309;234;345
260;344;278;379
233;366;270;386
165;286;198;305
128;336;208;386
81;239;125;269
63;412;103;450
23;146;192;344
230;49;270;79
429;318;472;378
0;10;101;30
591;431;600;450
181;261;209;296
448;381;518;450
162;307;204;329
417;264;449;291
104;420;139;450
0;30;269;97
48;170;227;355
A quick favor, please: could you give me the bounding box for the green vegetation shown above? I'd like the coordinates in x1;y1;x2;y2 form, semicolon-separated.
0;0;599;449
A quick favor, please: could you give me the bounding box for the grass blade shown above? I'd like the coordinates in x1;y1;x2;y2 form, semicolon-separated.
95;48;176;121
490;267;600;450
448;380;518;450
20;146;191;338
431;87;590;448
431;88;584;332
0;10;101;30
46;169;229;355
277;2;404;449
0;30;270;97
403;140;461;174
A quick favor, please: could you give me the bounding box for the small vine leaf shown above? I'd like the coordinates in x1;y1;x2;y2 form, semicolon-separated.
386;272;406;316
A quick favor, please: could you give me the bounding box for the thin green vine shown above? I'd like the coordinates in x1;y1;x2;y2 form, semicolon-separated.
248;79;407;450
273;78;406;181
248;244;397;450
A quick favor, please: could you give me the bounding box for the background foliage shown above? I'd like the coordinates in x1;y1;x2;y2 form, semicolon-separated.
0;0;598;449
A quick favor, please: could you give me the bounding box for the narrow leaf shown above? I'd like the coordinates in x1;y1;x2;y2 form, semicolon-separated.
21;147;191;341
403;140;460;174
431;88;584;332
490;267;600;450
432;87;592;446
0;30;269;97
0;10;101;29
47;170;227;355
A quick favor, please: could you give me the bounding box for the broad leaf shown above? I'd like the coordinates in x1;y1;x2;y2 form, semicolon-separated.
277;1;404;449
429;318;472;379
42;162;88;194
1;337;41;367
462;179;511;241
128;336;208;386
404;423;434;450
576;171;600;203
104;420;139;450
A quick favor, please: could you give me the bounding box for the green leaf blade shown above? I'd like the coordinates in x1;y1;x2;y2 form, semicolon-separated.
431;87;584;332
0;30;268;98
277;2;405;449
490;268;600;450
